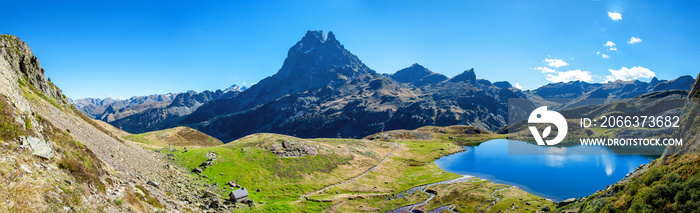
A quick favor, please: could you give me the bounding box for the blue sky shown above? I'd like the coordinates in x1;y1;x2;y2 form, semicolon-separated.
2;0;699;99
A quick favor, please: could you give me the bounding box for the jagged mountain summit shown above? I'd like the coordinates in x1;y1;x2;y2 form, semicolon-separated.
179;31;521;141
182;30;377;124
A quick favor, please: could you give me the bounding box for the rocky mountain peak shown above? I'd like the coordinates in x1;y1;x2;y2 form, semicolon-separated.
223;84;245;93
1;34;66;104
493;81;513;89
248;30;373;101
650;77;661;86
449;68;477;83
326;31;337;42
691;74;700;99
304;30;325;42
279;30;369;72
391;63;433;83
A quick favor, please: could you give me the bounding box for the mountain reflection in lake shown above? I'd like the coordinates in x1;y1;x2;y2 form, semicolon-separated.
434;139;655;201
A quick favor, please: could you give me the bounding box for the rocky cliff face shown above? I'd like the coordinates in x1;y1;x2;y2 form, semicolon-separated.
1;35;67;106
663;73;700;155
0;34;211;212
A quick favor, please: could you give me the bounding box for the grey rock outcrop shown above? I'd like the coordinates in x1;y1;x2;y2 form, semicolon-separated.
268;139;318;157
21;136;54;159
0;35;67;106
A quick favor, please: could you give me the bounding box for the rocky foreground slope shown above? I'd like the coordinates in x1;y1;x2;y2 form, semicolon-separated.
0;34;220;212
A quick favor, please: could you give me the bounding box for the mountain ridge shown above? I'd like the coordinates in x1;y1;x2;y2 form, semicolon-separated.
179;31;524;141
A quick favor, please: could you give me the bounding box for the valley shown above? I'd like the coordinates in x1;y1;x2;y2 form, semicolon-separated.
122;125;556;212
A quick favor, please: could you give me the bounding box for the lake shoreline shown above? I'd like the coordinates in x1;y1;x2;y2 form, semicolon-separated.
433;139;654;202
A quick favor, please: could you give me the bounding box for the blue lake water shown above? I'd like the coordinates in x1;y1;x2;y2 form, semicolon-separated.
434;139;656;201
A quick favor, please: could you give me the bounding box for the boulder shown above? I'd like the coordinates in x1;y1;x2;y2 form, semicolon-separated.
192;168;203;174
209;199;221;209
146;180;159;189
20;164;32;174
542;206;551;212
199;160;213;167
557;198;577;207
205;152;217;160
268;139;318;157
202;190;218;198
21;136;54;159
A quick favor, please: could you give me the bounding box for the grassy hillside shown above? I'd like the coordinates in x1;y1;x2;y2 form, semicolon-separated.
92;119;131;138
157;126;554;212
125;126;223;148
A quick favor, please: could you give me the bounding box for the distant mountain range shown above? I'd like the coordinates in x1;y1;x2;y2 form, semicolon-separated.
525;75;695;110
72;31;695;142
72;85;245;133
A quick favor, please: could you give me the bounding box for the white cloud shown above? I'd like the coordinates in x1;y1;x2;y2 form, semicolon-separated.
597;52;600;55
605;66;655;82
546;70;594;83
602;54;610;59
608;47;617;51
608;12;622;21
107;94;124;100
535;66;557;73
604;41;615;47
513;83;523;90
628;37;642;44
544;58;569;68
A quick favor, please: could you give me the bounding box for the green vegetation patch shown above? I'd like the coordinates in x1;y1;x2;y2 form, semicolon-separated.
565;155;700;212
0;95;25;141
165;136;353;204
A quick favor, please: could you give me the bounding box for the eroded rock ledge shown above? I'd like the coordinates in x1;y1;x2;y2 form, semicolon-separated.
268;139;318;157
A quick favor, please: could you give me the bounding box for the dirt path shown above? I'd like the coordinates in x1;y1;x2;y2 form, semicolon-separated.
484;186;516;210
387;176;475;213
299;142;399;201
